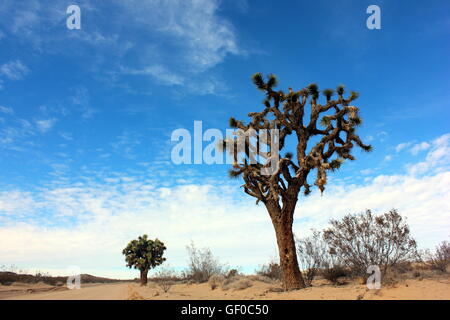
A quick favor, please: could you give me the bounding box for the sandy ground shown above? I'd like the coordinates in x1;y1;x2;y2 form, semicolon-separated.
1;282;130;300
1;276;449;300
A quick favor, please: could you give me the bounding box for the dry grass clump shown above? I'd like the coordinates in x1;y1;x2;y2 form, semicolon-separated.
224;278;253;291
220;275;253;291
208;274;225;290
248;274;274;284
206;273;255;291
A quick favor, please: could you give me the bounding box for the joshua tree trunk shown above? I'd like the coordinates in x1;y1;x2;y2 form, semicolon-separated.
267;200;306;290
140;269;148;286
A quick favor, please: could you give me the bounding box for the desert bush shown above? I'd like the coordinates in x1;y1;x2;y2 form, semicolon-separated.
296;230;332;286
391;261;413;274
320;265;348;284
184;242;228;283
323;209;418;276
226;269;240;279
427;241;450;272
152;267;177;293
255;259;282;280
208;274;225;290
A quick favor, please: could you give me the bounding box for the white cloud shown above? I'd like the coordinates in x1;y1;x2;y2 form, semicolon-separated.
1;133;449;278
59;132;73;141
121;64;184;86
0;1;243;95
70;86;97;119
360;168;373;175
117;0;241;71
0;105;14;115
384;154;393;162
395;142;412;153
407;134;450;175
0;60;29;80
35;118;56;133
0;119;35;150
409;142;431;155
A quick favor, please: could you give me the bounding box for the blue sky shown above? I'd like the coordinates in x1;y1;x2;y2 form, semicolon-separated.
0;0;449;278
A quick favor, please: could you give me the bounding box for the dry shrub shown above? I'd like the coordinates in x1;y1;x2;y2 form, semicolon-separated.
226;269;239;279
183;242;228;283
296;230;347;285
296;230;331;286
152;267;177;293
426;241;450;272
323;209;418;277
208;274;225;290
255;260;282;280
391;261;413;274
320;265;348;285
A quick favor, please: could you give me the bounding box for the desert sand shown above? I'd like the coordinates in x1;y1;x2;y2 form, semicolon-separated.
1;276;449;300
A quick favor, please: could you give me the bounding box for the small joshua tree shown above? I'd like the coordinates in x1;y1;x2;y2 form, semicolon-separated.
220;73;372;290
122;235;166;286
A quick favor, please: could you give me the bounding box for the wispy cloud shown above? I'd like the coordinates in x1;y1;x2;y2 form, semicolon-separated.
121;64;184;86
0;119;35;150
0;105;14;115
407;134;450;175
70;86;97;119
395;142;413;153
116;0;241;71
0;0;243;95
409;142;431;155
35;118;57;133
0;60;29;81
110;130;142;159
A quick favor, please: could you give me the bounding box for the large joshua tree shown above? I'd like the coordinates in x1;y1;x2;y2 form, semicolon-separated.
122;235;166;286
221;73;372;290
